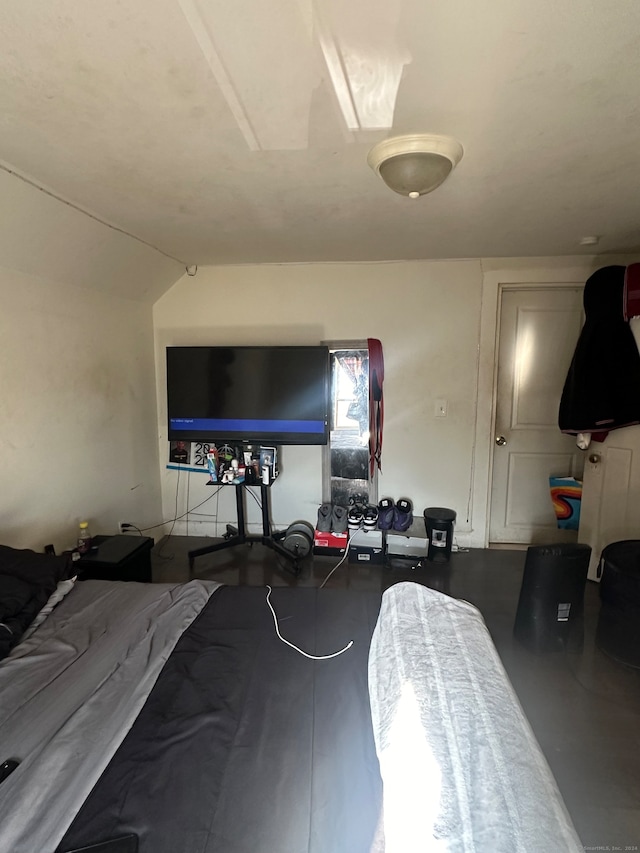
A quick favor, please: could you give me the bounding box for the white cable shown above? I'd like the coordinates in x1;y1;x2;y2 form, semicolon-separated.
186;470;190;537
265;586;353;660
319;544;350;589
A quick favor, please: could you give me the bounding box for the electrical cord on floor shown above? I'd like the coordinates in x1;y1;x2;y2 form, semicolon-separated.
319;546;350;589
265;585;353;659
133;483;225;561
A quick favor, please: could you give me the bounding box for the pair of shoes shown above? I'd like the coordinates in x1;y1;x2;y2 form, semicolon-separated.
348;505;363;531
377;497;395;530
317;503;348;534
348;502;379;532
363;505;379;530
316;503;332;532
377;497;414;532
394;498;413;531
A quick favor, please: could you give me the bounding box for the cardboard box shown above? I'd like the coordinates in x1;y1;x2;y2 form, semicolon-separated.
348;529;385;565
386;519;428;559
386;533;428;559
313;529;348;556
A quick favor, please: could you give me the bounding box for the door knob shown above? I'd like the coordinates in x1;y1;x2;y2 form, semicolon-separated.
589;453;601;464
495;435;507;446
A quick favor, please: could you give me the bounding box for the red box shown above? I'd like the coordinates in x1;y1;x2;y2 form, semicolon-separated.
313;529;348;555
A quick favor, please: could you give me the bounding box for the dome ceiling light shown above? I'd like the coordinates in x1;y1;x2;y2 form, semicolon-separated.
367;133;464;199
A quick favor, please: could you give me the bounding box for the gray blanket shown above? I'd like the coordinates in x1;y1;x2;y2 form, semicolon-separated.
0;579;219;853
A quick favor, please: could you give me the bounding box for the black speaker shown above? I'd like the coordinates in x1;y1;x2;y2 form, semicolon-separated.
596;540;640;668
513;543;591;653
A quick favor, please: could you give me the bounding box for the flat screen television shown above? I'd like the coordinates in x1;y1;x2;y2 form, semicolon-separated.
166;345;330;446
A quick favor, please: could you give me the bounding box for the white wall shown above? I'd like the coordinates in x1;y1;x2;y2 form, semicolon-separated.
0;265;163;553
4;162;627;557
0;167;183;553
153;260;485;541
0;169;184;303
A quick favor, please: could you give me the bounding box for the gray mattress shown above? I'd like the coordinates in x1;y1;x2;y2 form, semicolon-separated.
0;579;582;853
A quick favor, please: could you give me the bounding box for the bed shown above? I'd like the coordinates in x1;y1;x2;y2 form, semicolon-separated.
0;545;583;853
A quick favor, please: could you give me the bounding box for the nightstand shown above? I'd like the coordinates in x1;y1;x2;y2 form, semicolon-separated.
77;534;154;582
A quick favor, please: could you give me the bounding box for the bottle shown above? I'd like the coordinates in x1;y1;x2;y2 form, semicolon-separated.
77;521;92;555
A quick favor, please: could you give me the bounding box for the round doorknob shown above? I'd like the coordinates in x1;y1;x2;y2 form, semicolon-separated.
589;453;601;464
495;435;507;446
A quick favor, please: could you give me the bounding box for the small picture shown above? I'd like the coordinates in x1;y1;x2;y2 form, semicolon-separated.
206;447;219;483
259;446;277;478
169;440;191;464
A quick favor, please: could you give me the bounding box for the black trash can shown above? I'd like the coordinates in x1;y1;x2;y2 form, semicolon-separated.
513;542;591;653
423;507;456;562
596;540;640;668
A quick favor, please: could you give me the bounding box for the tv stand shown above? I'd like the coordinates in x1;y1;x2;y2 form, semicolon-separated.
188;484;301;576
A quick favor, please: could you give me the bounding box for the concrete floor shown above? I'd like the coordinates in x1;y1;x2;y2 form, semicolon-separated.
151;535;640;850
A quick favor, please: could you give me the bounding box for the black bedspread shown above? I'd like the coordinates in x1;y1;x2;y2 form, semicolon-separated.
58;586;383;853
0;545;71;660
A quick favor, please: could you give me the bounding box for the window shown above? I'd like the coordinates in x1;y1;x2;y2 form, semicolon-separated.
323;344;377;508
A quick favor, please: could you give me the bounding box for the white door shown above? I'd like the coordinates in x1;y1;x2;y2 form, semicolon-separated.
489;287;585;544
579;320;640;580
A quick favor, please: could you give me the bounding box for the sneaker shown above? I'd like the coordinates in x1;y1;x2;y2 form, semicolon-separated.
348;506;364;531
316;503;332;533
363;505;379;531
377;498;395;531
393;498;414;532
331;505;348;534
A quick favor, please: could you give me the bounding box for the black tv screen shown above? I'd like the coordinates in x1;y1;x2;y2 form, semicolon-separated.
166;346;330;445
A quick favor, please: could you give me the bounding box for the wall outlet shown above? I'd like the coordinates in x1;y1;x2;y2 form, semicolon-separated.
118;521;130;535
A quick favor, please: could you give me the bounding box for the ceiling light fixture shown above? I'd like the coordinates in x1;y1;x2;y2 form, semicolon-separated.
367;133;464;199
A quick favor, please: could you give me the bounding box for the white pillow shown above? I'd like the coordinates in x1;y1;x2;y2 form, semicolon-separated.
21;576;77;641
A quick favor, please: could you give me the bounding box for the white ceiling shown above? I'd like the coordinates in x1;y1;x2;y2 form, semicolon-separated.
2;0;640;268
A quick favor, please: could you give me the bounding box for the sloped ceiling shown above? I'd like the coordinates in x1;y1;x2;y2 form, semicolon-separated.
1;0;640;285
